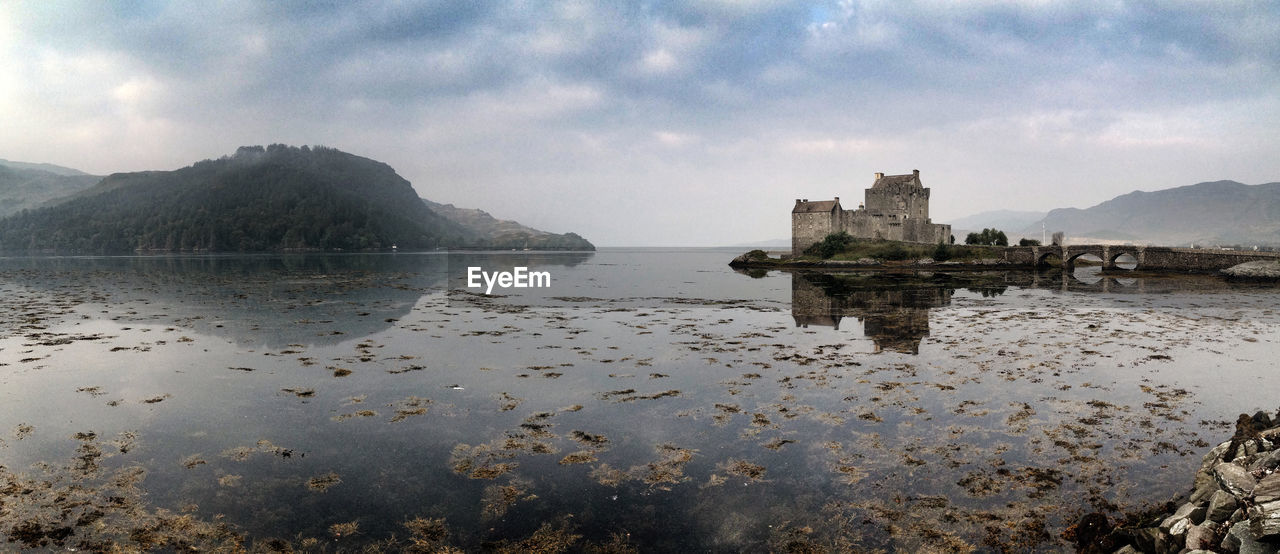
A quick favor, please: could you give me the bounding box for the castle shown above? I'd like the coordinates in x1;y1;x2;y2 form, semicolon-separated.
792;170;951;255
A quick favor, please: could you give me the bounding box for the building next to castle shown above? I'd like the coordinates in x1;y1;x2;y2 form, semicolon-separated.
791;170;951;255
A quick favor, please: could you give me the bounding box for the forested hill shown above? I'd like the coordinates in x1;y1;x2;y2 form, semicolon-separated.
0;145;473;253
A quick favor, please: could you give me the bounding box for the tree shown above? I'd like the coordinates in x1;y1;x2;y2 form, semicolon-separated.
1051;231;1065;246
811;231;855;258
933;241;951;261
1019;238;1040;246
964;228;1009;246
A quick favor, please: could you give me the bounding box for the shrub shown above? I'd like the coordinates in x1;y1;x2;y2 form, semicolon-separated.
933;241;951;261
1018;238;1041;246
812;232;855;259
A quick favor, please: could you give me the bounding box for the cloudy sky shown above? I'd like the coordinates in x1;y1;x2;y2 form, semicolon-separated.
3;1;1278;245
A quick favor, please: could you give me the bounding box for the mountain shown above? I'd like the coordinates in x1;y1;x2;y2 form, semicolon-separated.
946;210;1047;237
422;199;593;250
1021;180;1280;246
0;160;101;217
0;145;591;253
0;158;94;176
729;238;791;248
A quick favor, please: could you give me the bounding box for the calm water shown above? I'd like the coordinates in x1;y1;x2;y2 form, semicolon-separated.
1;249;1278;551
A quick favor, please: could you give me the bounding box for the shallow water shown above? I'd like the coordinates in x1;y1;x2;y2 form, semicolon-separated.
1;249;1277;551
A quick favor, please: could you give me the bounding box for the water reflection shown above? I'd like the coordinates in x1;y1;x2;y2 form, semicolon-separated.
791;272;957;354
787;267;1269;354
0;252;594;347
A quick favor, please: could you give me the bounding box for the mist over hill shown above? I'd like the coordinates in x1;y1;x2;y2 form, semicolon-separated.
0;160;101;217
1021;180;1280;246
422;199;593;250
945;210;1047;238
0;145;593;253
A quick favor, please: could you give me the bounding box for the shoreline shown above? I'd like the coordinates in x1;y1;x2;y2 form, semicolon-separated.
1078;412;1280;553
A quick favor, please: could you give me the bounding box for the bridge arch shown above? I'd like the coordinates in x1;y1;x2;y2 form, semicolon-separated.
1109;252;1138;270
1067;252;1104;269
1034;251;1062;268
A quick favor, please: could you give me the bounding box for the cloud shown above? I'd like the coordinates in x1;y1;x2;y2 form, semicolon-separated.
1;0;1278;245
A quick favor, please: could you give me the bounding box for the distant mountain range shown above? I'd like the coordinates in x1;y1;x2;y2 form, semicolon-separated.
0;145;593;253
0;159;101;217
422;199;592;250
950;180;1280;246
1025;180;1280;246
945;210;1047;239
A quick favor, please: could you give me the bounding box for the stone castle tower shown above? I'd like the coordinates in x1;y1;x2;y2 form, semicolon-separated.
791;170;951;255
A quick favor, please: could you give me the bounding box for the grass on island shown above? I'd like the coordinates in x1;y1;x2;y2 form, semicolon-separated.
739;233;1074;267
806;232;1001;262
737;234;998;265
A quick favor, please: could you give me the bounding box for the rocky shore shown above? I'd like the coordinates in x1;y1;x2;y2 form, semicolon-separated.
1073;411;1280;553
1222;261;1280;280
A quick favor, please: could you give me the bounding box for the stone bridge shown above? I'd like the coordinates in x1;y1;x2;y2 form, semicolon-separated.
1001;245;1280;271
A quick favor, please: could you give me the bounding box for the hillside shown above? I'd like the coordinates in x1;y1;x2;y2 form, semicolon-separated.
0;160;101;217
422;199;593;250
946;210;1046;237
0;145;476;253
1021;180;1280;246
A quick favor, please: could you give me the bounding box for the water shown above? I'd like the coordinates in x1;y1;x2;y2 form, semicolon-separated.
1;249;1277;551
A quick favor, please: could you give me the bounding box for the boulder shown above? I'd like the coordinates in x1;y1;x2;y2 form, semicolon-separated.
1210;490;1243;523
1163;502;1207;532
1222;260;1280;280
1256;473;1280;503
1217;462;1259;496
1191;472;1221;504
1223;520;1280;554
1185;521;1217;550
1253;450;1280;473
1250;500;1280;540
1124;526;1174;553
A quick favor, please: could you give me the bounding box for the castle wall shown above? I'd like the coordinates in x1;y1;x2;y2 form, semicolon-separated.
840;211;950;244
792;211;837;254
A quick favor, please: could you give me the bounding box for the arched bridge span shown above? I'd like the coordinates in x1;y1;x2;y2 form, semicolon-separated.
1002;245;1280;271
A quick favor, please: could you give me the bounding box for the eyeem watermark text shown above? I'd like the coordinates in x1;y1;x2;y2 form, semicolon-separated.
467;266;551;294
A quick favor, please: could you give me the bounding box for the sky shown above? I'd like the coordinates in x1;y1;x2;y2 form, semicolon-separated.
2;1;1278;246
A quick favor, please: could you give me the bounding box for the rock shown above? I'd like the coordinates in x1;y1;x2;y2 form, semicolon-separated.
1256;473;1280;503
855;257;880;265
1217;462;1260;496
1222;260;1280;280
916;257;935;265
1206;441;1234;467
1113;546;1139;554
1253;411;1275;429
1164;502;1207;532
1211;490;1243;523
1223;520;1280;554
1186;522;1217;550
1124;526;1173;553
1252;450;1280;472
729;251;769;266
1170;517;1192;537
1065;512;1114;552
1250;500;1280;540
1191;472;1221;504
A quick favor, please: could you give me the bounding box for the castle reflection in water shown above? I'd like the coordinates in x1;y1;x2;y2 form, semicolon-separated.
791;272;960;354
788;268;1232;354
